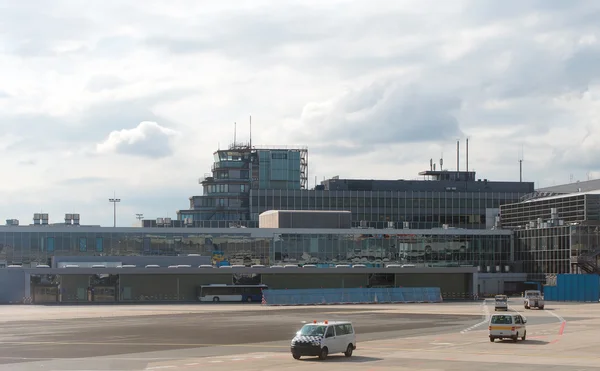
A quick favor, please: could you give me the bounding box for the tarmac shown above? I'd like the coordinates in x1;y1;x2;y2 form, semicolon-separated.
0;299;598;370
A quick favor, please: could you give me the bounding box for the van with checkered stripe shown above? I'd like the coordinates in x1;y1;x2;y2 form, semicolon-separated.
290;320;356;360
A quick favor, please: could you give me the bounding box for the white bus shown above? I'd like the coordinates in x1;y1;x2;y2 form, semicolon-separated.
197;284;268;302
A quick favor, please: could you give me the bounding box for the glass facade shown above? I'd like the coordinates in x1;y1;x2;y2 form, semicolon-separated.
251;189;526;229
501;191;600;281
181;145;308;224
0;228;511;269
272;232;512;268
514;226;572;282
500;194;595;228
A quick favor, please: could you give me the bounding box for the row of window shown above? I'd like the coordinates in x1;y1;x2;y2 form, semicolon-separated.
46;237;104;253
203;184;250;194
0;232;510;264
249;195;516;209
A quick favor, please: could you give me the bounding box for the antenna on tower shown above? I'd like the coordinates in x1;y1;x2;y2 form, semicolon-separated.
519;145;524;182
249;115;252;148
466;137;469;173
456;139;460;172
440;152;443;171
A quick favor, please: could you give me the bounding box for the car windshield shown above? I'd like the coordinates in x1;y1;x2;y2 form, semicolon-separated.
491;315;513;324
298;325;326;336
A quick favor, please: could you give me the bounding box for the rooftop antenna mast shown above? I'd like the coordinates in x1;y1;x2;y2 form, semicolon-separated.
519;145;524;182
234;122;237;146
466;137;469;173
456;139;460;172
440;152;443;171
249;115;252;149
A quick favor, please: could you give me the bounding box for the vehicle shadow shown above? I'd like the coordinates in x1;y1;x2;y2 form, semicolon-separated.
301;356;383;362
494;339;549;345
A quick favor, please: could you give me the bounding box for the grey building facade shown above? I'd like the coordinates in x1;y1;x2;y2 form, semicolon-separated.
499;190;600;282
250;170;534;230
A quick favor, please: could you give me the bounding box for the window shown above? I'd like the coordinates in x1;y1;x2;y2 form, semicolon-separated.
47;237;55;252
491;315;512;324
95;237;103;252
334;324;347;335
325;326;335;338
271;152;288;159
79;237;87;252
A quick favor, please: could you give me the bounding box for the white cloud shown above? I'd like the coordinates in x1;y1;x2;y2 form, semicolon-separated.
0;0;599;225
96;121;180;158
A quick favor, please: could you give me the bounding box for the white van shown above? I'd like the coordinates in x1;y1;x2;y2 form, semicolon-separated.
489;313;527;342
290;320;356;360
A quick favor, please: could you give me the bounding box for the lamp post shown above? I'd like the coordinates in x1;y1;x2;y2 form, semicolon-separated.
135;213;144;221
109;193;121;227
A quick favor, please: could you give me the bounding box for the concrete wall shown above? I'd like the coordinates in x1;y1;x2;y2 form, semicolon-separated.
396;273;469;294
261;273;368;289
477;273;528;295
0;268;26;303
119;274;233;301
259;210;352;229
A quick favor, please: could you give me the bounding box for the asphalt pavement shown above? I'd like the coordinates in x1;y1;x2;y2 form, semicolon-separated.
0;300;593;370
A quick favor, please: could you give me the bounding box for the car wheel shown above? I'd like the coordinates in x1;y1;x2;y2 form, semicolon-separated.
344;344;353;357
512;335;518;343
318;347;328;360
213;297;220;302
247;297;252;302
521;331;526;341
292;353;300;360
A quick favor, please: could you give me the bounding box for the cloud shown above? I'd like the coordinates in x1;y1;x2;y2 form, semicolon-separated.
96;121;180;158
291;79;463;156
86;74;126;92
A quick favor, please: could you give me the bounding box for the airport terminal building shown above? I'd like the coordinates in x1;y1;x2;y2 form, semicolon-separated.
174;142;534;229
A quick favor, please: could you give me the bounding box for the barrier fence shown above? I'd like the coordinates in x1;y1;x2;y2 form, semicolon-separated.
441;292;480;301
261;287;442;306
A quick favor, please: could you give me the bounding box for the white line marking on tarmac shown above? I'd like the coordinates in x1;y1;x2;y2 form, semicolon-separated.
546;309;565;323
146;366;176;370
508;304;526;321
185;363;199;366
460;299;490;334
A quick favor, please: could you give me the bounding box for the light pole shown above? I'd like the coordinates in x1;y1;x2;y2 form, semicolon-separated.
109;192;121;227
135;213;144;221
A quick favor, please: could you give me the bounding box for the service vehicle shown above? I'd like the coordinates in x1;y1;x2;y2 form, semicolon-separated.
494;295;508;311
523;290;544;309
489;313;527;342
290;320;356;360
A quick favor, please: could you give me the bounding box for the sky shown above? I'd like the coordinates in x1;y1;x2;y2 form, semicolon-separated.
0;0;599;227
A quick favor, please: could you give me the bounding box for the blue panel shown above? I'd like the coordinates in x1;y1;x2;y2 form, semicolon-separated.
47;237;55;252
79;238;87;252
95;237;103;252
551;274;600;302
261;287;442;306
544;286;556;301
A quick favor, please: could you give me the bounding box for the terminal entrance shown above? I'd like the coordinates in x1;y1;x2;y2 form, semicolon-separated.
30;274;60;304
